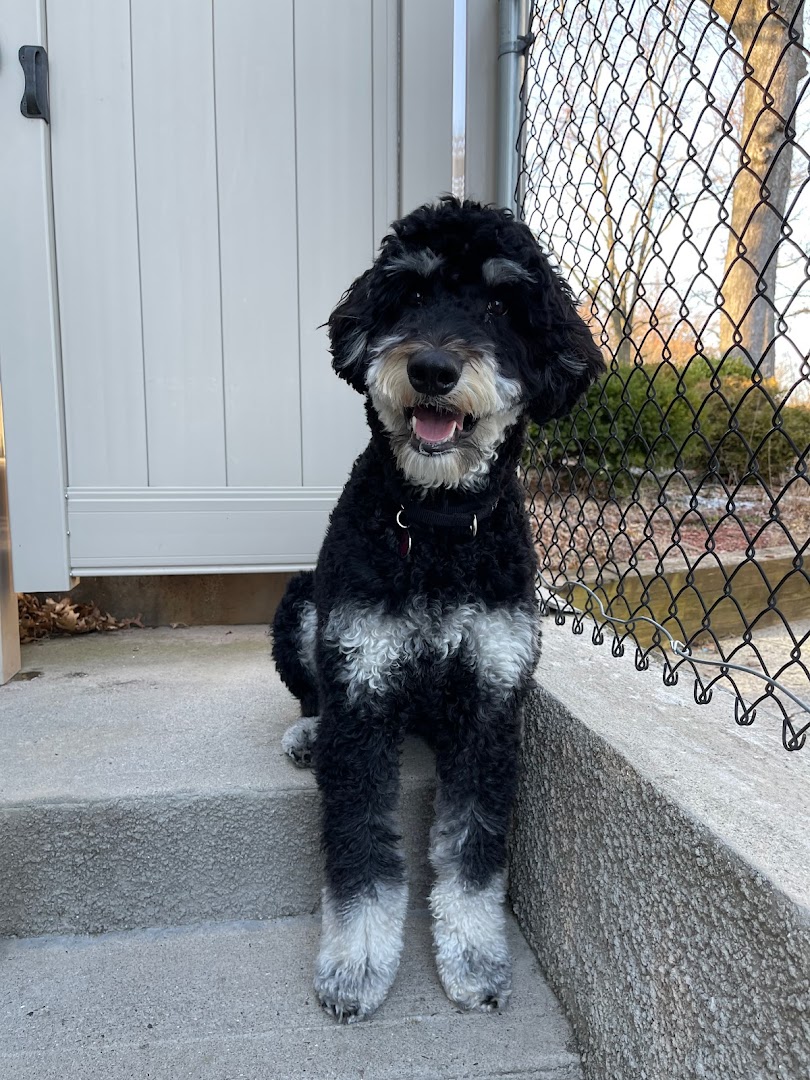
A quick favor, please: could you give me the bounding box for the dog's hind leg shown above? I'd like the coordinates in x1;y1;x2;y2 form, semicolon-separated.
429;698;521;1013
272;571;319;766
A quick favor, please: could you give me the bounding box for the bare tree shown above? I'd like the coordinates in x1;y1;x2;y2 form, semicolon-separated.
524;0;808;377
525;1;732;368
711;0;807;377
583;103;670;366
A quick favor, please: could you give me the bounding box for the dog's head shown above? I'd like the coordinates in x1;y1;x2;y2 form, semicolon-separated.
328;197;605;489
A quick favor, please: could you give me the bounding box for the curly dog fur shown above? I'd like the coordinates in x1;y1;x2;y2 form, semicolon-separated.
272;197;604;1022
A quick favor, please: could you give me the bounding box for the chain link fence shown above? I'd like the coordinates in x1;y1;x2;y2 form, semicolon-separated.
517;0;810;749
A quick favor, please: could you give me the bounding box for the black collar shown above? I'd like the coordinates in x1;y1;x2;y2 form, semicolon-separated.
397;493;499;537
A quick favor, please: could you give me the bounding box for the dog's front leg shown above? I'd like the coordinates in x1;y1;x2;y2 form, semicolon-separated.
429;702;520;1012
312;701;406;1023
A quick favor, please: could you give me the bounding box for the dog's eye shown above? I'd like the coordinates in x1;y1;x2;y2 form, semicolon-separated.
487;298;507;317
413;289;424;306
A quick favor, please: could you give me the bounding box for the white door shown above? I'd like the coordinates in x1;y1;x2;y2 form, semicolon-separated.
9;0;398;584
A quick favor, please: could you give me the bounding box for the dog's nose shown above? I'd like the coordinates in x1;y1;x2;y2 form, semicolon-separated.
407;349;462;396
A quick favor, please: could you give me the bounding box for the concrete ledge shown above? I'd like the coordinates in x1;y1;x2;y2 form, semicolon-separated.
510;619;810;1080
571;544;808;646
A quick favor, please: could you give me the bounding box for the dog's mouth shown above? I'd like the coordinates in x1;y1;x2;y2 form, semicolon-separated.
405;404;477;454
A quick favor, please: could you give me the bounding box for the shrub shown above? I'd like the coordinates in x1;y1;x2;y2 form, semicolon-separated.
529;356;810;489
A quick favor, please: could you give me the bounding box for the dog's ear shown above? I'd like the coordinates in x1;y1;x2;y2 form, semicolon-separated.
521;251;605;426
328;268;374;394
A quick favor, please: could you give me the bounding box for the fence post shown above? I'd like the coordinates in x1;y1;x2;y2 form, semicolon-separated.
496;0;529;213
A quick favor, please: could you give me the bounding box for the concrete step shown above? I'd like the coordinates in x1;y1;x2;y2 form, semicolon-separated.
1;911;582;1080
1;627;436;937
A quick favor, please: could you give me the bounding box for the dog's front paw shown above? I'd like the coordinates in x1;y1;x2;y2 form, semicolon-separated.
281;715;318;768
315;962;394;1023
315;883;407;1023
436;946;513;1012
431;874;512;1012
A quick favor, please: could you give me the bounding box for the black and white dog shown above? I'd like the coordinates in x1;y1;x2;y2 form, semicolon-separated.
272;197;603;1022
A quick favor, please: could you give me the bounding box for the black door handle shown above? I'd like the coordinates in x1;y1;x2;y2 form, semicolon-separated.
19;45;49;123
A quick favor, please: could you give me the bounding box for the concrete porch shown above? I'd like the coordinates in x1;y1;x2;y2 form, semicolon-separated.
0;625;580;1079
2;620;808;1079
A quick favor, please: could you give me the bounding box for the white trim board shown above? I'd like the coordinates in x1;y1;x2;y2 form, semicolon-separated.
67;487;339;574
0;0;71;592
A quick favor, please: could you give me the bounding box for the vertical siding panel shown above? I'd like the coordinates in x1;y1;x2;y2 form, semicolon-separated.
48;0;147;488
400;0;454;211
464;0;498;204
295;0;374;488
131;0;226;486
372;0;401;239
214;0;301;487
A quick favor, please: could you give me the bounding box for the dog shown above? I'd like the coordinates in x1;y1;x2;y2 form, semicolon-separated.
272;196;604;1022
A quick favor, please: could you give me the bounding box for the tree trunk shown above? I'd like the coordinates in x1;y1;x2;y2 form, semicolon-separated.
712;0;806;378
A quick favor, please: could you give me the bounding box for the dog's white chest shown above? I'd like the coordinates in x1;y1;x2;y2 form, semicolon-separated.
325;600;538;701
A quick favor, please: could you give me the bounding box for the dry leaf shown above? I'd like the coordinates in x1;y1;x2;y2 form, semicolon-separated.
18;594;145;644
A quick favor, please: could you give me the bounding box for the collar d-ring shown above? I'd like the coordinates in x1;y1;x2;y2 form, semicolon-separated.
396;507;412;558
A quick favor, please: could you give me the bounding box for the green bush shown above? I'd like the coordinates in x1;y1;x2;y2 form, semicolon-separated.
529;357;810;488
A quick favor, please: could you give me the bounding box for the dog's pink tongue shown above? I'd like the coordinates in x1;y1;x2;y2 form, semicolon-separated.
413;406;460;443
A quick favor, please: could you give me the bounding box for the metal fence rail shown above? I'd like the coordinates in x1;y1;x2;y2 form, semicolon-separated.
516;0;810;749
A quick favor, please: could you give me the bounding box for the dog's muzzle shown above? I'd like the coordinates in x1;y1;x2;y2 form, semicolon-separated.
405;349;471;453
